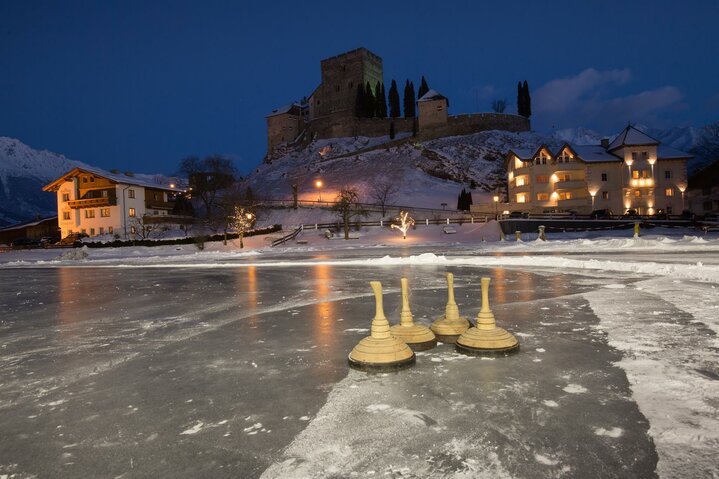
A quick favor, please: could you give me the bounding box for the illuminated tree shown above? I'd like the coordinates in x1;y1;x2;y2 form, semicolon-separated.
391;210;415;239
230;206;256;248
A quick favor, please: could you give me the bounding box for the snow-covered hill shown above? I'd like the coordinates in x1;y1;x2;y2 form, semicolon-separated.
0;137;89;226
243;130;559;209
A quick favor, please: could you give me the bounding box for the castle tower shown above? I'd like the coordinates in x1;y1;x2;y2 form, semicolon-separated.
310;48;384;119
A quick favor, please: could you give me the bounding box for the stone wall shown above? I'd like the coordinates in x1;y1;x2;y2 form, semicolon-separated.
419;113;530;140
308;113;414;140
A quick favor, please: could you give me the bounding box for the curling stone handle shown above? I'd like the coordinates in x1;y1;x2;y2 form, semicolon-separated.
446;272;456;305
370;281;386;320
480;277;491;313
401;278;410;311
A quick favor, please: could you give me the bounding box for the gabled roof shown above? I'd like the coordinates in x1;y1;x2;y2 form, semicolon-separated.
266;103;303;118
607;125;660;151
418;89;447;102
657;145;694;159
568;145;622;163
0;215;58;232
43;166;179;193
507;148;534;161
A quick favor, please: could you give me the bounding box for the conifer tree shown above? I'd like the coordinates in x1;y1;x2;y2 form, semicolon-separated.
403;80;412;118
418;76;430;99
389;121;395;140
388;80;400;118
522;80;532;118
380;83;387;117
409;81;416;117
517;81;524;117
364;82;375;117
404;80;416;117
355;84;366;117
457;190;464;211
375;82;386;118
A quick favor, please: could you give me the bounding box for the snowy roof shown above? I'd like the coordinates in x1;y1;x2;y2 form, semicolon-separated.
266;103;303;118
43;166;180;192
607;125;660;151
417;89;447;102
507;148;535;161
0;215;57;232
657;145;693;159
567;145;622;163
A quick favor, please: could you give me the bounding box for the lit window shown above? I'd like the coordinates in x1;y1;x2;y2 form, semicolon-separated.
559;192;572;200
130;226;136;234
536;175;548;184
602;191;609;200
563;174;570;182
129;207;136;217
517;193;527;203
108;226;113;234
635;190;641;198
62;193;70;202
632;170;639;179
85;209;95;218
128;190;135;199
642;170;651;179
537;193;549;201
62;211;71;220
100;208;110;217
601;173;608;182
516;177;526;187
665;188;674;197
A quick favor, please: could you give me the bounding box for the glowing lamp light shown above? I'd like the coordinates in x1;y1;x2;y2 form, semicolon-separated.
493;195;500;203
550;174;559;182
648;158;656;165
315;180;323;188
678;185;687;193
625;159;634;166
508;172;514;181
169;183;176;188
315;179;323;201
551;191;559;199
589;190;597;197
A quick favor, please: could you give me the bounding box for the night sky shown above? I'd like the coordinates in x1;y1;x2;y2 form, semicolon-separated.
1;0;717;176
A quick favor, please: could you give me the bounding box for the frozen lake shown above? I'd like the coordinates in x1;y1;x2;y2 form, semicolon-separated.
1;241;718;477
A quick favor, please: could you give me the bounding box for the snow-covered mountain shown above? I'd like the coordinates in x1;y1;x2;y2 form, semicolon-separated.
0;137;90;226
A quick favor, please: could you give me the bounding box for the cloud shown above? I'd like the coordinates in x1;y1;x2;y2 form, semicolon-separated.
533;68;685;131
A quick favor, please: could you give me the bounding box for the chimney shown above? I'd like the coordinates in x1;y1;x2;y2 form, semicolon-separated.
600;138;609;149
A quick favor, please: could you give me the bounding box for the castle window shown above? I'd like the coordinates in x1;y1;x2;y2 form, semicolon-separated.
108;226;113;234
601;173;608;182
632;170;639;179
665;170;672;179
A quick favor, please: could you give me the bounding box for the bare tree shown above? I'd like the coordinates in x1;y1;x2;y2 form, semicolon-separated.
332;187;367;240
491;99;507;113
129;216;165;240
370;179;400;217
179;155;236;218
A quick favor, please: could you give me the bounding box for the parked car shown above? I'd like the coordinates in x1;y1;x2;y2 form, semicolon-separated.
10;237;41;248
59;232;89;245
653;210;669;220
40;235;59;246
590;209;613;219
621;209;640;219
508;211;527;219
679;210;696;220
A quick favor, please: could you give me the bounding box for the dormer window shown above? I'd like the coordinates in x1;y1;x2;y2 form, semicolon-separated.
557;151;571;163
534;152;549;165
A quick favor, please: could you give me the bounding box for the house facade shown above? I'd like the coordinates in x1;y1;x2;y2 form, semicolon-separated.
504;126;691;215
43;167;182;239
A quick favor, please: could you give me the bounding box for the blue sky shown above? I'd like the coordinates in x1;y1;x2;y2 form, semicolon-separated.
1;0;717;175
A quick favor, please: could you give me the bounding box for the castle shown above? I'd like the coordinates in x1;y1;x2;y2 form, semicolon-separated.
265;47;530;157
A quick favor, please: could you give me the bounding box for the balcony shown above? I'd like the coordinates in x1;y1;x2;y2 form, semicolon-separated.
67;197;116;209
554;180;586;190
553;162;585;172
512;165;531;177
145;201;174;210
512;183;531;193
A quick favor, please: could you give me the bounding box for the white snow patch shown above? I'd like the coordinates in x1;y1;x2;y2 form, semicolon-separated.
563;384;587;394
534;453;559;466
180;422;204;435
543;400;559;408
594;427;624;438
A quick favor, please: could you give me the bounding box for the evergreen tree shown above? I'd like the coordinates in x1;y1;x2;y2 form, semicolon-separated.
517;81;525;117
380;83;387;117
409;81;416;117
388;80;401;118
412;117;418;137
364;82;375;117
457;190;463;210
522;80;531;118
418;76;430;99
355;84;366;117
403;80;416;117
389;121;395;140
467;190;473;207
375;82;386;119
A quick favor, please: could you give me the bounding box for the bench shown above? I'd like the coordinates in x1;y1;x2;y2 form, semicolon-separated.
443;226;457;234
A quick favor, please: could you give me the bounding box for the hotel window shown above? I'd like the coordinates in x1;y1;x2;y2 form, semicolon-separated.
108;226;113;234
81;228;86;234
63;211;71;220
559;192;572;200
99;227;104;235
634;190;641;198
641;151;648;161
557;151;571;163
665;187;674;197
601;173;608;182
62;193;70;201
665;170;672;179
536;175;548;184
128;189;135;199
602;191;609;200
632;170;640;179
90;228;95;236
517;193;527;203
632;152;638;161
128;207;136;217
516;177;525;186
641;170;651;179
100;208;110;217
563;174;571;182
130;226;136;234
537;193;549;201
85;209;95;218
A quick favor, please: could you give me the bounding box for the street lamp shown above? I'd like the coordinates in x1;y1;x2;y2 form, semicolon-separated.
493;195;499;219
315;179;323;202
678;185;686;211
